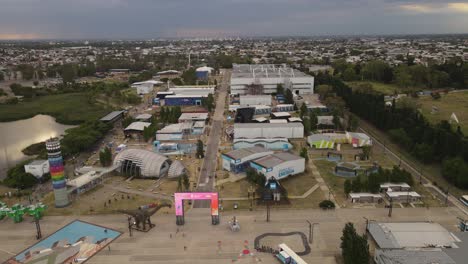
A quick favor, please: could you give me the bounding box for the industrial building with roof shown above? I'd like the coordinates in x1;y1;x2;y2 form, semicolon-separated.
100;110;125;123
368;222;459;250
131;80;163;95
233;138;293;150
113;149;185;178
222;146;274;173
239;95;272;106
178;112;209;123
124;121;152;139
169;86;215;96
230;64;314;95
369;222;468;264
155;121;205;141
250;152;305;180
234;123;304;139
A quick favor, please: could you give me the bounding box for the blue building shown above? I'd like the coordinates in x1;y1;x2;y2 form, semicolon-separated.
164;95;204;106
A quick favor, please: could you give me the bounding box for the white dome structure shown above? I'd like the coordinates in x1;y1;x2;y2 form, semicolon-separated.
167;160;187;179
114;149;170;178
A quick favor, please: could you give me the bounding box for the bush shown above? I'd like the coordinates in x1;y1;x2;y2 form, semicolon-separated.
319;200;336;209
2;161;38;189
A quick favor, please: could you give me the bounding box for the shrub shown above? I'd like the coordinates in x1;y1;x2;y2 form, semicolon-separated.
319;200;336;209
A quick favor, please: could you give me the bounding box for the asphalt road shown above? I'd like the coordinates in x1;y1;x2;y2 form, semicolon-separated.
193;70;229;208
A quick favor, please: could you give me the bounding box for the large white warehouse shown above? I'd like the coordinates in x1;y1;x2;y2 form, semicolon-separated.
230;64;314;95
234;123;304;139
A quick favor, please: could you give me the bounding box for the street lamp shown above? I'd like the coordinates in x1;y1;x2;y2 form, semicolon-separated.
306;221;318;244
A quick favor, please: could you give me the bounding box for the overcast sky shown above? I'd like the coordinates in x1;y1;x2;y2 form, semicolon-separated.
0;0;468;39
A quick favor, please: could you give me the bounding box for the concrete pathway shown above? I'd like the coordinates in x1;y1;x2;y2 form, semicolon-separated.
309;162;341;209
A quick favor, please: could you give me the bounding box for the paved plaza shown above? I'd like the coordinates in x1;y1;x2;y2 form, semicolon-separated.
0;206;464;264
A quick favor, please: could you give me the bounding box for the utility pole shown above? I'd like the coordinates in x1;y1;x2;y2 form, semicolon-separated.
266;202;270;222
306;220;312;244
128;216;133;237
35;218;42;240
445;187;450;206
388;198;393;217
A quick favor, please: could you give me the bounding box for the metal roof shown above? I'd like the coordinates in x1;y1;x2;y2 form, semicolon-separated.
124;122;151;131
375;249;456;264
368;222;458;249
100;110;125;122
113;149;169;178
223;146;272;160
252;152;302;169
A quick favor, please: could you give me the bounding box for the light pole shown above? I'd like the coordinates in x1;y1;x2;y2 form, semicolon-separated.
306;221;318;245
363;217;369;233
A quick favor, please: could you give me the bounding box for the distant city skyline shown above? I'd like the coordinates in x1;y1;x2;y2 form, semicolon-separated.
0;0;468;40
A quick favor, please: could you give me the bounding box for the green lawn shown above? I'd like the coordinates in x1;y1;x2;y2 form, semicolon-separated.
346;81;420;95
0;93;111;124
414;91;468;135
313;159;348;206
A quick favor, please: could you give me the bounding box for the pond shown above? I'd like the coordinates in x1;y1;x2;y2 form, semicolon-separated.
0;115;75;179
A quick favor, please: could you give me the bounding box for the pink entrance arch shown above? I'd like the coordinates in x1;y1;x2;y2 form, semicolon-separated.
174;192;219;225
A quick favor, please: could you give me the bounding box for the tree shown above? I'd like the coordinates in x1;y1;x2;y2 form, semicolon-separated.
395;66;413;89
347;115;359;131
319;200;335;209
3;161;38;189
351;177;361;192
333;114;341;130
309;112;318;131
315;84;332;99
299;103;308;119
300;147;309;162
182;174;190;191
61;63;77;83
341;222;370;264
344;179;352;195
285;89;294;104
245;167;266;186
361;145;371;160
276;83;284;95
99;147;112;167
196;140;204;159
303;118;312;135
202;93;215;112
342;67;357;81
177;176;183;192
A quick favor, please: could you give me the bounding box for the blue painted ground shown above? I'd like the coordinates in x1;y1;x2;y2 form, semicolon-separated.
14;220;121;261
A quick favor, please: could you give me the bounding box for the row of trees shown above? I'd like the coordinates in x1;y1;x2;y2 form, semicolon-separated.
201;93;215;112
159;106;182;123
61;121;112;157
344;166;413;195
245;167;266;186
333;58;468;89
341;223;370;264
330;78;468;188
2;160;39;189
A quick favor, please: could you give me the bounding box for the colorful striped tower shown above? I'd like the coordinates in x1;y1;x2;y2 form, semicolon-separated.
46;138;70;208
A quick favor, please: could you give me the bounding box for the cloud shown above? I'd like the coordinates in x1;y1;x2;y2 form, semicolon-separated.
448;2;468;12
398;1;468;14
0;0;467;39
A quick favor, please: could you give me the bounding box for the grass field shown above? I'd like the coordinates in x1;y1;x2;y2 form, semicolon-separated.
346;81;401;95
346;81;421;95
414;91;468;135
0;93;111;124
